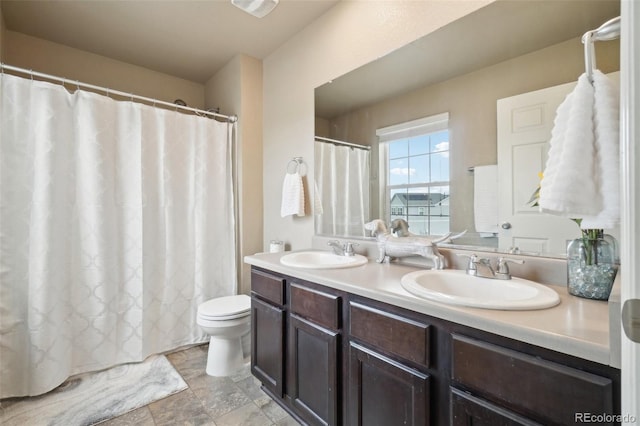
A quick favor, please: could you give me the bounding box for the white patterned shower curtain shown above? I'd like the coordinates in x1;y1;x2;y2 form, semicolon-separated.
0;73;237;398
314;141;370;236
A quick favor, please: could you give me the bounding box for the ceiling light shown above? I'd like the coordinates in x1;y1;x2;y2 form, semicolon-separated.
231;0;279;18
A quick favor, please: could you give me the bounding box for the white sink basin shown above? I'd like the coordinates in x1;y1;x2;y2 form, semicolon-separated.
401;269;560;310
280;251;368;269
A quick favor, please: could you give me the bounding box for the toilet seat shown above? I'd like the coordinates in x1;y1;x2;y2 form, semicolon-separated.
198;294;251;321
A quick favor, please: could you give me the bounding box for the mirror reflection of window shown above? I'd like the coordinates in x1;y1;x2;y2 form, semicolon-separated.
377;113;450;236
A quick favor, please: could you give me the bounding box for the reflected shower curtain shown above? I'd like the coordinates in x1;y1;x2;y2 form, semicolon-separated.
0;74;237;398
314;141;370;236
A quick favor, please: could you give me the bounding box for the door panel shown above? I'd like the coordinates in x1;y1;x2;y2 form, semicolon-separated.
289;314;339;426
251;296;285;397
497;81;579;255
348;342;430;426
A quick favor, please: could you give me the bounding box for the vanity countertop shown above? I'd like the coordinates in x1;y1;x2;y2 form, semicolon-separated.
244;250;620;368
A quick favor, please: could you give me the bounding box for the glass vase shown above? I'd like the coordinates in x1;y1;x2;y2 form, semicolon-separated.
566;231;617;300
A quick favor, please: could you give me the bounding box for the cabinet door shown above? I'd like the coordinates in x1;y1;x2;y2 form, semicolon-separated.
251;296;285;397
450;388;542;426
289;313;340;426
348;342;430;426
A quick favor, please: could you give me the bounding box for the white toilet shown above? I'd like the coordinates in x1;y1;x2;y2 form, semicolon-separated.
197;294;251;377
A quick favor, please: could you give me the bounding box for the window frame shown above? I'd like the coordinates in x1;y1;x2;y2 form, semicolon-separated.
376;113;450;235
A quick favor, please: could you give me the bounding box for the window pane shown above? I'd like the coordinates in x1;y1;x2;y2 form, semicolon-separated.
430;131;449;153
409;155;429;184
431;151;449;183
429;185;450;235
388;139;408;159
406;188;429;235
389;158;410;185
381;119;450;236
409;135;429;156
389;188;408;222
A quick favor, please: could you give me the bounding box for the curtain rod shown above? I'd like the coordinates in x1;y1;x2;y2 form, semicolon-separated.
314;136;371;151
0;63;238;123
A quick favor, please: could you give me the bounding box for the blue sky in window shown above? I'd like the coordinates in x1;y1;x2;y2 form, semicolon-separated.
388;132;449;184
389;139;408;159
430;131;449;156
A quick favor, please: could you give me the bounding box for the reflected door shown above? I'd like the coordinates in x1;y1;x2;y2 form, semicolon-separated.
497;81;580;255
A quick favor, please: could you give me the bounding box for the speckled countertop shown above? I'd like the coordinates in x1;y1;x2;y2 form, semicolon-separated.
244;250;621;368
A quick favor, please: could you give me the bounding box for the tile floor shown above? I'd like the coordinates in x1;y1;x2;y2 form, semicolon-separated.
99;344;298;426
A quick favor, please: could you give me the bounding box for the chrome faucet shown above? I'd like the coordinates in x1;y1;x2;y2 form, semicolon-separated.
457;254;524;280
327;240;358;256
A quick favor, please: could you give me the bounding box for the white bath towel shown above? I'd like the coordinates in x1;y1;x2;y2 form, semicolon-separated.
473;165;499;234
539;70;620;229
281;172;305;217
581;70;620;229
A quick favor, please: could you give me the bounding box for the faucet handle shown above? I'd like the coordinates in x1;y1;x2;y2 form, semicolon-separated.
496;257;524;272
456;253;478;269
344;242;359;256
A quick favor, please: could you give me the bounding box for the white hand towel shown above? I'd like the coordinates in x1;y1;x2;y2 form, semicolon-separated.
473;165;499;234
539;71;620;229
280;172;305;217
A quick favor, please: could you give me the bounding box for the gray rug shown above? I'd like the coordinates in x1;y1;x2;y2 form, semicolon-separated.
0;355;187;426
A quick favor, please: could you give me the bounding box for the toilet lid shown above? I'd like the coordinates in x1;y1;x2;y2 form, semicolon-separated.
198;294;251;320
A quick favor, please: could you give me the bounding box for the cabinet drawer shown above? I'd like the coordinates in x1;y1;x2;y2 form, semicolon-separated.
251;269;285;306
290;283;341;330
451;334;615;425
349;302;431;367
450;387;542;426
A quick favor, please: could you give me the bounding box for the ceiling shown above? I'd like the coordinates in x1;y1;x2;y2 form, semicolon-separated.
0;0;339;83
315;0;620;118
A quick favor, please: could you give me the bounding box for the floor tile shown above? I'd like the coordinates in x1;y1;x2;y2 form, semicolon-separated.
148;388;213;425
190;375;252;419
256;397;291;423
214;402;273;426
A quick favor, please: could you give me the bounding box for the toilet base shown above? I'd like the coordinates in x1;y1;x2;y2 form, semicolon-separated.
205;335;245;377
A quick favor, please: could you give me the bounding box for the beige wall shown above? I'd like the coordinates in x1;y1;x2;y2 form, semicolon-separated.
0;6;5;61
325;37;620;234
4;31;204;108
205;55;263;295
262;0;494;251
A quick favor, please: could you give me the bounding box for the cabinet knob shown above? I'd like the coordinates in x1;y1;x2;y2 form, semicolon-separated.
501;222;512;229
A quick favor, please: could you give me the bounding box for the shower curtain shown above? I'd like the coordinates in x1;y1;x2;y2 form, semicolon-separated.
0;73;237;398
314;141;370;236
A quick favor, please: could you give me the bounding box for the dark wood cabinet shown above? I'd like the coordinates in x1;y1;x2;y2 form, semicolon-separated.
251;269;286;398
250;267;621;426
450;387;542;426
289;314;340;425
251;295;285;397
450;334;616;425
348;342;430;426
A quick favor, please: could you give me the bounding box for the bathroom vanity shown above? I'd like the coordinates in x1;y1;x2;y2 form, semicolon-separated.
245;252;621;426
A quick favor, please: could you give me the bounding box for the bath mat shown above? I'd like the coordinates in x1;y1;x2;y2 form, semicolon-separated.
0;355;187;426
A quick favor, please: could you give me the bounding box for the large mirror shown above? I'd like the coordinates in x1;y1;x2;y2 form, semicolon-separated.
314;0;620;258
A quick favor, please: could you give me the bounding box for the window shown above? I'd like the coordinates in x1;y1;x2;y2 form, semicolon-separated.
377;113;450;235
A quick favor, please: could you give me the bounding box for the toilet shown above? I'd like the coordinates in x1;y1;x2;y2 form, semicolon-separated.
197;294;251;377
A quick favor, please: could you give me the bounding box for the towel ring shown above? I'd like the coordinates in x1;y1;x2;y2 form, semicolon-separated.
286;157;303;174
